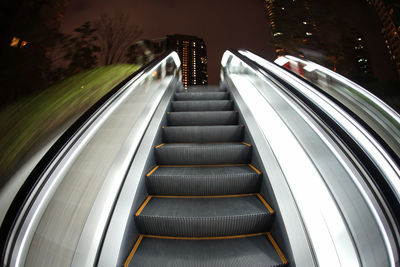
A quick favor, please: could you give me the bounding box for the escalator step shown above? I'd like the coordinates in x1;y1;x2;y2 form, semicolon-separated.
174;92;229;101
171;100;233;112
163;125;243;143
176;85;226;92
155;143;251;165
146;165;261;195
126;234;287;267
167;111;237;126
135;195;273;237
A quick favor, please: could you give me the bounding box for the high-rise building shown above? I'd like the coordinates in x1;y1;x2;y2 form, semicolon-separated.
352;33;372;75
264;0;320;58
127;34;208;88
166;35;208;89
366;0;400;77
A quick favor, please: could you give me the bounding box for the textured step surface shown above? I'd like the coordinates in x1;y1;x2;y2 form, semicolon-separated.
155;143;251;165
147;165;261;195
127;234;286;267
176;85;226;92
167;111;237;126
163;125;243;143
174;92;229;101
127;85;287;266
171;100;233;112
135;195;273;237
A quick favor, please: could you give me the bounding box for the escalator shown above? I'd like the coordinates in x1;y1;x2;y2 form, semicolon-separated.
123;85;287;266
3;50;399;267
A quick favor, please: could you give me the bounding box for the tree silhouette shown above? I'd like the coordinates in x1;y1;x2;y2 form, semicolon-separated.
94;13;143;65
64;22;100;73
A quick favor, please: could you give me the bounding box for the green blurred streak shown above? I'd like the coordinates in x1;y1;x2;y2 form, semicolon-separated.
0;64;140;183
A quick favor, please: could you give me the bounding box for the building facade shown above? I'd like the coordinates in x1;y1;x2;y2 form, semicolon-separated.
264;0;320;58
128;34;208;89
352;33;372;75
366;0;400;77
166;35;208;88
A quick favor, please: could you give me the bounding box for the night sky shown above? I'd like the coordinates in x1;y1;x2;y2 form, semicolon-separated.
60;0;275;84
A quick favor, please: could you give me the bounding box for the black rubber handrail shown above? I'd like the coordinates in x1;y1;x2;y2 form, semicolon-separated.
0;50;176;263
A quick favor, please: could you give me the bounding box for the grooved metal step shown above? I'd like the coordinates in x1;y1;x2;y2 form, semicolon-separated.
155;143;251;165
126;234;287;267
171;100;233;112
167;111;238;126
163;125;243;143
176;85;226;92
146;165;261;195
135;195;273;237
174;92;229;101
126;85;288;266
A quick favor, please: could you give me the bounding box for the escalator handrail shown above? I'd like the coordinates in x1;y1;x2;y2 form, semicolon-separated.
0;50;180;266
278;55;400;166
284;54;400;133
234;49;400;264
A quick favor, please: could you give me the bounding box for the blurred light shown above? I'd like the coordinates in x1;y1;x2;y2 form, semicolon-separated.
306;32;313;36
304;64;316;72
274;57;289;66
10;37;20;47
20;41;28;47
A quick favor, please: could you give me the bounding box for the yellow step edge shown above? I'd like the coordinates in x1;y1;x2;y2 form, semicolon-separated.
248;164;262;175
241;142;252;147
135;194;273;213
159;142;247;145
154;143;165;149
135;196;152;216
152;193;258;199
142;232;268;240
146;166;159;177
123;234;143;267
266;232;288;264
123;233;287;266
158;164;248;167
256;193;274;214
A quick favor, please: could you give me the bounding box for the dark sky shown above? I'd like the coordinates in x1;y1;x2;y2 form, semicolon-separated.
60;0;275;84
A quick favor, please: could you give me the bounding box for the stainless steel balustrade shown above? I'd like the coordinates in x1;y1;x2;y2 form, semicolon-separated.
5;48;400;267
222;50;400;266
3;52;181;267
278;55;400;161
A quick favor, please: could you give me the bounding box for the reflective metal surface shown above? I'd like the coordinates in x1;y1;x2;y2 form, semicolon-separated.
223;50;400;267
277;55;400;160
97;82;175;267
4;52;180;267
221;61;316;266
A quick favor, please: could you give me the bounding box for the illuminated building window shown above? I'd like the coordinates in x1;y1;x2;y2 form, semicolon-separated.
20;41;28;47
10;37;29;48
10;37;20;47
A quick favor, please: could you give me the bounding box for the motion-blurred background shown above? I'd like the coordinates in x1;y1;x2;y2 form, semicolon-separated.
0;0;399;186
